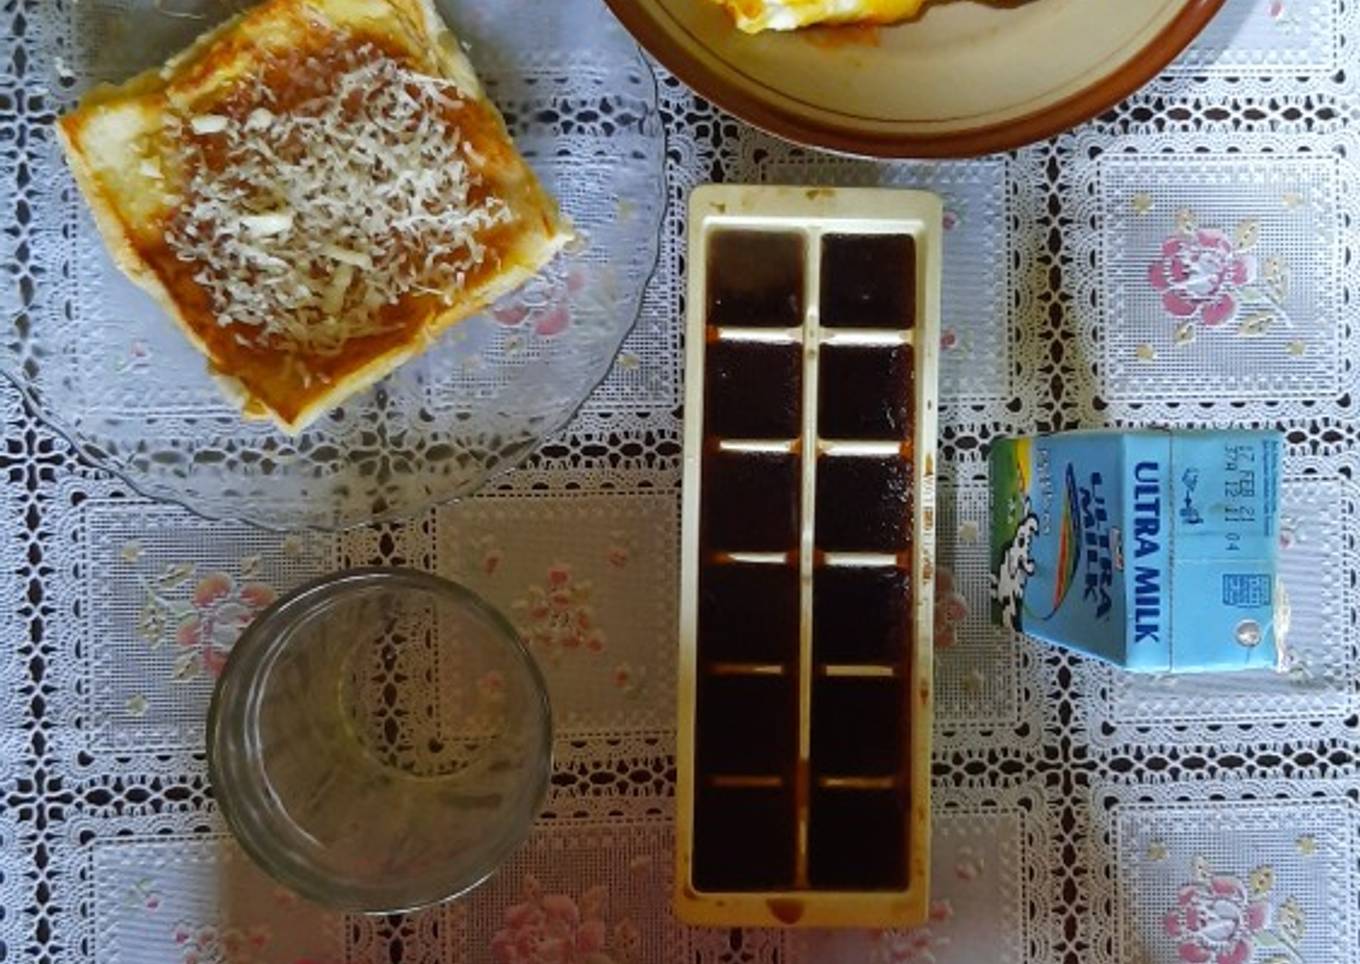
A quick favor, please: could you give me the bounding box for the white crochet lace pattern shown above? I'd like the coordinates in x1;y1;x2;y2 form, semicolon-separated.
1146;0;1358;95
5;0;1360;961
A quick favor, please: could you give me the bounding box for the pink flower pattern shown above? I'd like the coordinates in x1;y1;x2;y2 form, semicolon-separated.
491;877;616;964
172;921;270;964
174;573;277;677
1161;861;1305;964
1148;229;1259;328
491;267;584;337
954;846;984;881
165;914;333;964
874;900;955;963
1163;875;1271;964
513;563;607;661
479;670;507;702
486;545;644;693
611;662;645;696
933;567;969;650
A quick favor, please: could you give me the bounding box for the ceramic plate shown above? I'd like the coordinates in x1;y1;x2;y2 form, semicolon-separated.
606;0;1225;157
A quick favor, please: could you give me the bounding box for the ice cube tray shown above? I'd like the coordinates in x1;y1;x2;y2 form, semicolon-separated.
677;185;941;928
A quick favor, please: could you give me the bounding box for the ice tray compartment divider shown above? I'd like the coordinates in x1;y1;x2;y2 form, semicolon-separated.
818;663;899;678
704;661;789;677
793;222;821;890
716;439;799;454
714;327;805;344
712;550;795;565
815;775;899;790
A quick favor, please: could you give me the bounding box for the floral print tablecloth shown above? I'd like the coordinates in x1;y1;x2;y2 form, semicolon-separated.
4;0;1360;962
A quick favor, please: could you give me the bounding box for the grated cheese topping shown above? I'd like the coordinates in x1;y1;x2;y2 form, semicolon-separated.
165;42;513;357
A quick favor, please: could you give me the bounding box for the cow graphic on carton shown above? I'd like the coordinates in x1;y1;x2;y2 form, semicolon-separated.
991;498;1038;633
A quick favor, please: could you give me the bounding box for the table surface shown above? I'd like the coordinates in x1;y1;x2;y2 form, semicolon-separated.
4;1;1360;962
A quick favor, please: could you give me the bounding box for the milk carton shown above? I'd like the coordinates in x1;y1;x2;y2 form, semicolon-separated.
988;430;1284;673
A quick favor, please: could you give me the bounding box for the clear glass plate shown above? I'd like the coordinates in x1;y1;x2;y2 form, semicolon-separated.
4;0;666;529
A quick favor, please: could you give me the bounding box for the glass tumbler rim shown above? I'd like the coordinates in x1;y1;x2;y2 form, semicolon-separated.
207;565;553;914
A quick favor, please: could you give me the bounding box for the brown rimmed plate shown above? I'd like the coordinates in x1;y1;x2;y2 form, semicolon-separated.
604;0;1225;158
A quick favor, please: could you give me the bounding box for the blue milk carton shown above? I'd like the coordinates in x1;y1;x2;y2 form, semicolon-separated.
988;430;1283;673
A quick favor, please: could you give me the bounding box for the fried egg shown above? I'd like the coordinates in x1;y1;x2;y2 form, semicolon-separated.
713;0;928;33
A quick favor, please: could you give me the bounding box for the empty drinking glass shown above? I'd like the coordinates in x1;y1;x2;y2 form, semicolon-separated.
208;567;551;912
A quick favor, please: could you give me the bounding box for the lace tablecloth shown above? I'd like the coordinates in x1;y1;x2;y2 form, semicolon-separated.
4;1;1360;961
